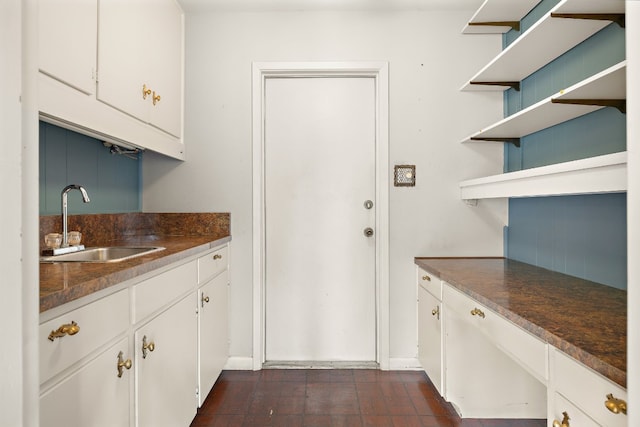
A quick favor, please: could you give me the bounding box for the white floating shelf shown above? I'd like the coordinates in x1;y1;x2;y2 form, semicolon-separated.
462;0;541;34
459;152;627;200
460;61;626;144
461;0;625;91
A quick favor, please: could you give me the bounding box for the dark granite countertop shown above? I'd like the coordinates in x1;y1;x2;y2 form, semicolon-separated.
40;213;230;313
414;257;626;388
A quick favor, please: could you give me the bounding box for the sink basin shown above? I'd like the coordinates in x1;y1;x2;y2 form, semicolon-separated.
40;246;165;263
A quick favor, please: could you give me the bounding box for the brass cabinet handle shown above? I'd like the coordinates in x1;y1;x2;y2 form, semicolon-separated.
152;91;161;105
116;351;132;378
48;321;80;341
142;335;155;359
552;411;570;427
470;308;485;318
213;254;223;260
142;84;152;100
422;275;431;281
201;294;210;307
605;393;627;415
431;306;440;320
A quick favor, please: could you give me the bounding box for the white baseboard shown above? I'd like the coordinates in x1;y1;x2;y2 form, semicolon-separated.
224;356;256;371
388;357;422;370
223;357;422;371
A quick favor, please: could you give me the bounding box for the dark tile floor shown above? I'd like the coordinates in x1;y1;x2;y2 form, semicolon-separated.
190;369;546;427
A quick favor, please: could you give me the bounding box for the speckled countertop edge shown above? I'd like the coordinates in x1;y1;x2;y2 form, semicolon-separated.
40;235;231;313
415;257;626;388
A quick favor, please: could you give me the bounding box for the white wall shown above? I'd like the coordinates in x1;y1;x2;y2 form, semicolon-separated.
1;0;39;425
143;10;507;363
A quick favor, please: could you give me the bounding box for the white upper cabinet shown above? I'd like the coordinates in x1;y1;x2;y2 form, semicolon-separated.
98;0;183;138
38;0;97;95
37;0;185;159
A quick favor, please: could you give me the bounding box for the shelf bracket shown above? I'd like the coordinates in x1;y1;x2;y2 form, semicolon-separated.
550;13;625;28
470;81;520;91
551;98;626;114
470;137;521;148
467;21;520;31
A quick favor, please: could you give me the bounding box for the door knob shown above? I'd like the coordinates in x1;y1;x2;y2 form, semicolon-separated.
364;200;373;210
364;227;374;237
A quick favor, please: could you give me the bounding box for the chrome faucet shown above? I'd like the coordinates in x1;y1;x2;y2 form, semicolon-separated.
61;185;90;248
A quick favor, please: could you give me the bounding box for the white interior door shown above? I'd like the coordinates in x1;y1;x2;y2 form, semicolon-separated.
265;77;377;362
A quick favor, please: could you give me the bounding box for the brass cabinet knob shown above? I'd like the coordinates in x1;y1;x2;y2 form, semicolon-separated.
48;320;80;341
116;351;132;378
431;306;440;320
470;308;485;318
213;254;223;260
552;411;570;427
605;393;627;415
201;294;210;307
142;84;152;100
142;335;155;359
152;91;161;105
422;275;431;281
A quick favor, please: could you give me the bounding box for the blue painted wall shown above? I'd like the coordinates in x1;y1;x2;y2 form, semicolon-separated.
39;122;142;215
501;2;627;289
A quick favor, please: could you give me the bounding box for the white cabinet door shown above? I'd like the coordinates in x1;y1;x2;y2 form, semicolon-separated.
97;0;182;137
40;337;131;427
418;284;443;395
145;0;182;137
197;270;229;406
135;294;197;427
38;0;97;95
97;0;150;124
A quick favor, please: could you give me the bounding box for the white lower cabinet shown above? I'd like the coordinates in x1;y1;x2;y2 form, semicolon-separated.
417;268;444;395
40;244;230;427
197;269;229;406
549;348;627;427
135;293;197;427
416;269;628;425
40;336;131;427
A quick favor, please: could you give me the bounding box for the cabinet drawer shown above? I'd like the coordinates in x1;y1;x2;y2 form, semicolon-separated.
444;285;547;382
40;289;129;384
417;267;442;300
551;392;599;427
198;245;228;284
552;348;627;427
133;260;197;323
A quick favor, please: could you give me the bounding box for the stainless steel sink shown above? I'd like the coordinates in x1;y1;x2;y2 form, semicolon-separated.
40;246;165;263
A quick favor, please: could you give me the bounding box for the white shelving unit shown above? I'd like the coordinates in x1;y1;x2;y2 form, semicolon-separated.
459;0;627;201
462;0;541;34
461;0;625;91
461;61;626;145
459;152;627;200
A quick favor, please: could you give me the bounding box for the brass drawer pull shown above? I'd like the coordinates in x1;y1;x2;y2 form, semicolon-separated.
48;321;80;341
422;275;431;281
470;308;485;318
116;351;132;378
152;91;161;105
213;254;223;260
201;294;210;307
142;84;152;100
552;411;570;427
605;393;627;415
431;306;440;320
142;335;155;359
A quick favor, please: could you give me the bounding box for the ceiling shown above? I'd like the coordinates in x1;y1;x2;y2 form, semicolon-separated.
177;0;484;13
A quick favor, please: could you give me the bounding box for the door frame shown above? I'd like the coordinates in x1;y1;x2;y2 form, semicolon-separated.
251;62;389;370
